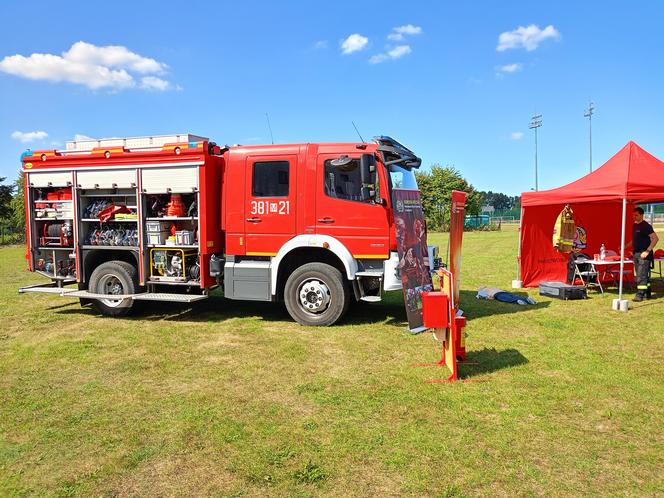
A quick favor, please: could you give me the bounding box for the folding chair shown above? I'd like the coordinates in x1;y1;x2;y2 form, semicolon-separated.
574;255;603;294
604;249;633;290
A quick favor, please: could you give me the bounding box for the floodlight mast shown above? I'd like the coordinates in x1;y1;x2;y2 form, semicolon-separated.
584;101;595;173
529;114;543;191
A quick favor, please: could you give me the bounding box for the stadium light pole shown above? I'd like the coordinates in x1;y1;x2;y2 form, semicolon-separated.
529;114;543;191
584;101;595;173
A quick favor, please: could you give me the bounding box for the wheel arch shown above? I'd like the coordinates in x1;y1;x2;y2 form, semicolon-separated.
272;235;357;296
81;249;140;288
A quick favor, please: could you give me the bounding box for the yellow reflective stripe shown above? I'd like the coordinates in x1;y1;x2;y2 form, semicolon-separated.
246;251;277;257
353;254;387;259
92;148;124;153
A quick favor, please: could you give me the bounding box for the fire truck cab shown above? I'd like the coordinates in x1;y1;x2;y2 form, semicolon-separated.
20;134;434;326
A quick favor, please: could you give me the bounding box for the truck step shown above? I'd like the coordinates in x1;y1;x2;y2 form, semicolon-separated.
355;271;384;277
132;293;207;303
359;295;381;302
19;285;207;303
19;286;78;295
64;290;136;300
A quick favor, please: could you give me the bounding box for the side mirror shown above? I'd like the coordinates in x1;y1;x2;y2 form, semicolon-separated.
360;154;375;185
360;154;377;202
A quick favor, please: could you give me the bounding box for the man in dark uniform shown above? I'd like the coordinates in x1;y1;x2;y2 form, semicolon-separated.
627;207;659;301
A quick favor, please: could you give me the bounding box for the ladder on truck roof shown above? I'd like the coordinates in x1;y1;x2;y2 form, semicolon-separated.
64;133;208;152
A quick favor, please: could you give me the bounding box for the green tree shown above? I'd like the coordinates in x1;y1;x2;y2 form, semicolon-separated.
478;191;521;212
415;165;481;231
9;172;25;230
0;176;14;220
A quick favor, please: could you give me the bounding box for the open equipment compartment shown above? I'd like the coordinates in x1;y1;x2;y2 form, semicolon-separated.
141;165;202;287
79;187;139;248
26;172;77;281
21;134;224;299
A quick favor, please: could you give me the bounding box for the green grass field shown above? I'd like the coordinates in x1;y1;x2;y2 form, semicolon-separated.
1;230;663;497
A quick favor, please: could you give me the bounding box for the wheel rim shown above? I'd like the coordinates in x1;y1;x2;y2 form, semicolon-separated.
297;278;331;315
97;274;127;308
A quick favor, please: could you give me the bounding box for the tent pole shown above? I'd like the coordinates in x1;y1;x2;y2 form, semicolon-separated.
618;197;627;301
517;207;523;276
513;207;525;288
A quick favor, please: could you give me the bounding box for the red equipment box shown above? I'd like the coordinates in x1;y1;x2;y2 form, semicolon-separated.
422;291;449;329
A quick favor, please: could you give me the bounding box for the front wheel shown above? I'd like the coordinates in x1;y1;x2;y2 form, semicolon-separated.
284;262;350;326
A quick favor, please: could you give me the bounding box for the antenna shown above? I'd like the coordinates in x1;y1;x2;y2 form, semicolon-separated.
584;101;595;173
351;121;365;143
265;113;274;144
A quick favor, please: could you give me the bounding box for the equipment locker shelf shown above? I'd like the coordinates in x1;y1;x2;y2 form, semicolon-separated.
81;245;139;251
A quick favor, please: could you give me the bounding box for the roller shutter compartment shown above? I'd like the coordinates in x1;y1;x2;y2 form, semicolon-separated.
141;167;199;194
27;171;72;188
77;169;137;189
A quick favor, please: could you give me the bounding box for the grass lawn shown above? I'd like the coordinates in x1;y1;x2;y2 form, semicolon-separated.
1;229;663;497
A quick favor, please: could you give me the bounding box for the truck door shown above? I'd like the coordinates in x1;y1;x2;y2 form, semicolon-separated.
244;155;297;256
315;153;389;259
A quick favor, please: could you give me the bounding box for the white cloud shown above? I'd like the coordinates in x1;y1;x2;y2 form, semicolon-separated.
497;63;523;73
369;45;412;64
497;24;560;52
387;24;423;41
510;131;524;140
64;41;167;74
0;53;134;89
0;41;174;91
140;76;171;91
313;40;328;50
341;34;369;54
11;131;48;143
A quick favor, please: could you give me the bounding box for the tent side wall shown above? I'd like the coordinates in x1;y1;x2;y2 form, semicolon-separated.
520;201;630;287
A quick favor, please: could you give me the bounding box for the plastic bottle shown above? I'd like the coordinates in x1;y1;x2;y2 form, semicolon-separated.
600;243;606;261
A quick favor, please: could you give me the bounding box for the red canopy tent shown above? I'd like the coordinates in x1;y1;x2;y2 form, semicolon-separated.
519;141;664;299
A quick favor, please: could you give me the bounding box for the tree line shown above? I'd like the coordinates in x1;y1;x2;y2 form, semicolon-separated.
415;165;520;231
0;174;25;243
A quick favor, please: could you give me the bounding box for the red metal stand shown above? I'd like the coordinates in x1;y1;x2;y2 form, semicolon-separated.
417;269;468;382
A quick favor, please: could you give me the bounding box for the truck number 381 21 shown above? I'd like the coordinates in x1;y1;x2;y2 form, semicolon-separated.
250;200;290;215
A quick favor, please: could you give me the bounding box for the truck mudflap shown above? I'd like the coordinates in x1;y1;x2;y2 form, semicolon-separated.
18;285;208;303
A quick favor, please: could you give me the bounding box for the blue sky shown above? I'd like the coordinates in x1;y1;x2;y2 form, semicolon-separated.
1;0;663;195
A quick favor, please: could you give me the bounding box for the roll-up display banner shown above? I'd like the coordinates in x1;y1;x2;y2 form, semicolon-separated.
393;189;433;333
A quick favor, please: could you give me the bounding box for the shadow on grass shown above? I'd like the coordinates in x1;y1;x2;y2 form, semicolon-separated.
53;287;551;327
53;291;411;327
460;290;550;320
458;347;529;379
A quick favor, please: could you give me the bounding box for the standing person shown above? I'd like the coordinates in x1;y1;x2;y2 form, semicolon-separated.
627;207;659;301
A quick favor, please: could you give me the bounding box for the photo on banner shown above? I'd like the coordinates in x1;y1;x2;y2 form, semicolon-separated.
394;188;433;332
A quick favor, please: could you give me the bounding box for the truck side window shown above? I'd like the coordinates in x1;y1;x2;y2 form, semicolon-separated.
324;158;364;202
252;161;289;197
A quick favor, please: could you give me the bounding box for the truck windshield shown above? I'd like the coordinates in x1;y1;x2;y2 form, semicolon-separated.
388;163;418;190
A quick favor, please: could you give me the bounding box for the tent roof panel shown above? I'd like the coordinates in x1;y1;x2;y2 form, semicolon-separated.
522;142;664;206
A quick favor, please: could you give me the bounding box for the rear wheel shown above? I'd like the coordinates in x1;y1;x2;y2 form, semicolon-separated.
284;262;349;326
88;261;137;317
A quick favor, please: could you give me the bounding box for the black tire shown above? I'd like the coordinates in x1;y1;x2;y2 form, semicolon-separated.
88;261;138;317
284;262;350;326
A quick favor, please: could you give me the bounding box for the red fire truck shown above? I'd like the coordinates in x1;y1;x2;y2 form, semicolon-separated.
19;134;436;326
